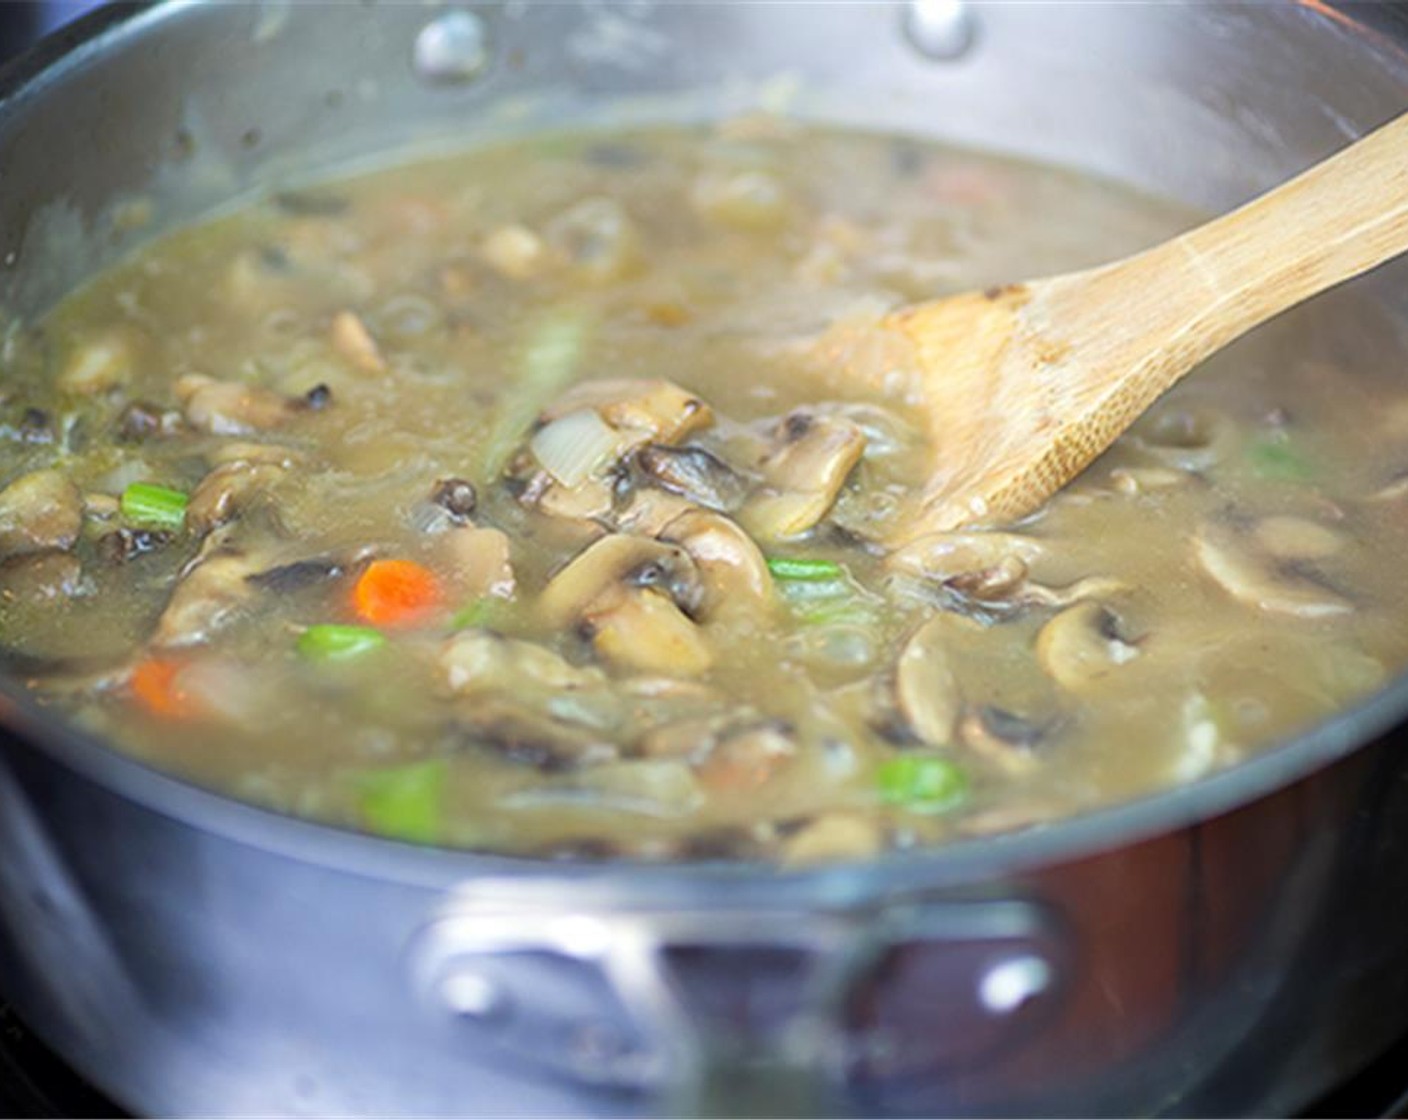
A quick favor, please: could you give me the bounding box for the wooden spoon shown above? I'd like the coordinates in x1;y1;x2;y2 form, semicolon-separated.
854;110;1408;545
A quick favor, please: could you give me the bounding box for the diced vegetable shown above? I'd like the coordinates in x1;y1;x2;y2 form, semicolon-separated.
768;556;879;626
482;307;595;479
529;408;620;487
355;759;447;843
352;559;444;628
449;597;506;631
765;556;845;582
120;482;189;531
298;624;387;662
129;657;201;719
877;754;967;813
788;593;877;627
1246;438;1313;482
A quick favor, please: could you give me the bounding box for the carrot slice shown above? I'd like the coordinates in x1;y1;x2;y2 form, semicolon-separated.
352;559;444;628
129;658;201;720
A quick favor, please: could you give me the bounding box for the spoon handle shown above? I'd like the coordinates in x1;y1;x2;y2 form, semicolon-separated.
1133;108;1408;361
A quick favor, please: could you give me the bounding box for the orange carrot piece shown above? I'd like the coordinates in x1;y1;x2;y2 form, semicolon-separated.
129;658;201;720
352;559;444;628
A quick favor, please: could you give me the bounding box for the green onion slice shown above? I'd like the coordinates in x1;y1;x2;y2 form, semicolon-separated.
1246;438;1313;482
481;306;596;481
297;624;387;662
355;759;447;844
449;597;507;632
766;556;845;582
877;754;968;813
120;482;189;530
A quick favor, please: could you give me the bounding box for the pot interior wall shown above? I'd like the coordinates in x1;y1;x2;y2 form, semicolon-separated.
4;2;1408;325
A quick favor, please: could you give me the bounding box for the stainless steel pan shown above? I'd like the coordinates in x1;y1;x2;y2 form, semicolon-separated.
2;3;1408;1114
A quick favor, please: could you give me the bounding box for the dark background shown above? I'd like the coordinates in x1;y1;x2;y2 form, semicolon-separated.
0;1;102;64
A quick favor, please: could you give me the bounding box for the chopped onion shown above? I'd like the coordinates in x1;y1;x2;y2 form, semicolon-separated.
175;658;271;725
529;408;620;488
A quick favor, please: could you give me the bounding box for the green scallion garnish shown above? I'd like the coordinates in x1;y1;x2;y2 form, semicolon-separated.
766;556;845;582
1246;438;1313;482
120;482;188;531
877;754;968;813
297;624;387;662
449;597;507;632
482;307;595;481
355;759;447;844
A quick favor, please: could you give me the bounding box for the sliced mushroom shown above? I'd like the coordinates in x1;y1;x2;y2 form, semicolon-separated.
583;585;714;677
539;534;704;628
887;530;1045;588
636;711;739;761
0;552;84;604
329;310;386;373
0;470;83;558
636;444;750;512
889;614;967;746
151;548;263;647
956;799;1063;839
740;410;866;540
1036;601;1140;691
84;492;120;521
1253;515;1344;561
1018;575;1129;611
781;813;884;865
430;477;478;523
959;706;1052;776
888;530;1119;616
481;224;546;280
658;508;772;618
451;696;617;772
57;327;139;394
540;379;714;447
1128;406;1238;470
1194;521;1351;618
96;527;173;564
440;630;605;695
544;196;641;283
116;400;184;442
439;527;515;602
943;556;1030;602
1;408;50;449
512;381;715;528
245;556;346;593
507;758;702;815
614;487;698;537
186;459;287;535
1108;466;1192;496
694;719;797;790
691;168;789;232
534;475;616;523
175;374;298;436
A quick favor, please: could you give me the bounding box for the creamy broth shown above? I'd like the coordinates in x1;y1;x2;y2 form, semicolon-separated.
0;122;1401;862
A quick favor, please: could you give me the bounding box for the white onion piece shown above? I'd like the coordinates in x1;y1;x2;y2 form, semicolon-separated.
530;408;620;488
95;459;155;494
174;658;272;726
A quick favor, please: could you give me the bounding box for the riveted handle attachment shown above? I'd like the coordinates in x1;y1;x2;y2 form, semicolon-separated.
409;881;1069;1116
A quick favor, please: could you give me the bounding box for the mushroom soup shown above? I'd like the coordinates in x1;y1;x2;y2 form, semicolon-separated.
0;123;1402;862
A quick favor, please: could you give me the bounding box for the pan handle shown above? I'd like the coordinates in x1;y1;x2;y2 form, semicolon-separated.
409;882;1069;1116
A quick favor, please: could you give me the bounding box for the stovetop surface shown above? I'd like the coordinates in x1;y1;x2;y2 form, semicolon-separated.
0;1003;119;1119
